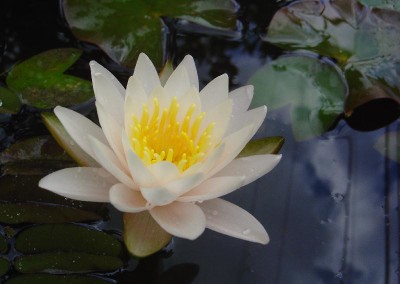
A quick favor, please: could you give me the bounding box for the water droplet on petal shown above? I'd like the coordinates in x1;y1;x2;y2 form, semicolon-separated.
242;229;251;235
212;210;218;216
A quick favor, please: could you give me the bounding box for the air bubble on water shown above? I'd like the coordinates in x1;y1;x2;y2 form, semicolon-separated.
331;193;344;202
334;271;343;279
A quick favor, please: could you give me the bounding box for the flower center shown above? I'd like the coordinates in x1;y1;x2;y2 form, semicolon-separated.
130;96;215;172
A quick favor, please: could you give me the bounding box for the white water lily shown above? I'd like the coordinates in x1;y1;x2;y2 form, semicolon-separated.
39;53;281;244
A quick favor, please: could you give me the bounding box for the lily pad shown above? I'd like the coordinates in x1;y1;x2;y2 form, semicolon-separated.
63;0;237;68
360;0;400;10
124;211;172;258
248;55;347;140
264;0;400;126
0;234;7;253
16;224;123;256
15;252;123;273
0;86;21;114
0;257;10;277
5;274;111;284
6;48;94;109
238;136;284;157
41;113;98;167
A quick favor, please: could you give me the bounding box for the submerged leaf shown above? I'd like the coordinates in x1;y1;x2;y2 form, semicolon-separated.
63;0;237;68
248;55;346;140
238;136;284;157
6;48;93;109
360;0;400;10
0;86;21;114
0;257;10;277
124;211;172;258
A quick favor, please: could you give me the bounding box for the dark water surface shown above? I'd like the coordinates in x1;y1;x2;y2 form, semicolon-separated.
1;0;399;283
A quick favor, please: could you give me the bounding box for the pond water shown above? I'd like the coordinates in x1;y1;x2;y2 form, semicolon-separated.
1;0;399;283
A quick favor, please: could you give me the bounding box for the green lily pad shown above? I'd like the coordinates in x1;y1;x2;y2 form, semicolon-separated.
360;0;400;10
41;112;98;167
16;224;123;256
0;203;101;224
6;48;94;109
0;257;10;277
374;131;400;162
0;86;21;114
63;0;237;68
15;252;122;273
264;0;400;120
124;211;172;258
5;274;111;284
0;234;7;253
248;55;346;141
238;136;284;158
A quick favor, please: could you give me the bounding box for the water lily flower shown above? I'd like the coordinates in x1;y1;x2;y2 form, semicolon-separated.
39;53;281;244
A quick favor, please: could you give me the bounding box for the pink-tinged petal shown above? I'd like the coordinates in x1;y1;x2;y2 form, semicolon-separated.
215;154;282;186
225;106;267;138
54;106;106;164
96;102;127;169
125;76;148;129
199;198;269;244
89;136;137;190
134;53;161;95
110;183;150;213
200;74;229;112
164;64;191;100
140;173;203;206
150;202;206;240
178;176;245;202
148;161;180;184
89;60;125;97
39;167;116;202
121;132;156;187
229;85;254;115
179;55;199;90
207;124;255;178
90;62;124;126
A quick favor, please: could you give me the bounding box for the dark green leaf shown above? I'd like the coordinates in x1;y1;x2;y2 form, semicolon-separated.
0;257;10;277
0;203;102;224
15;252;122;273
41;113;98;166
360;0;400;10
248;55;346;140
6;48;94;109
5;274;111;284
0;86;21;114
63;0;237;68
0;233;7;253
238;136;284;158
124;211;171;258
16;224;123;256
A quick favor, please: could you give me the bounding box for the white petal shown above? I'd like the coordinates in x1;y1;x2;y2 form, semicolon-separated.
96;102;127;168
110;183;150;212
134;53;161;95
150;202;206;240
89;136;137;189
229;85;254;115
89;61;125;97
176;87;201;122
178;176;245;202
39;167;116;202
121;132;156;187
125;75;148;128
200;74;229;112
90;63;124;126
207;124;255;178
199;198;269;244
54;106;106;164
140;173;203;205
148;161;180;184
214;154;282;186
164;64;191;100
225;105;267;138
179;55;199;90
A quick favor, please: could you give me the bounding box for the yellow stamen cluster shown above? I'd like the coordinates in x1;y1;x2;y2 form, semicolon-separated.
130;96;215;172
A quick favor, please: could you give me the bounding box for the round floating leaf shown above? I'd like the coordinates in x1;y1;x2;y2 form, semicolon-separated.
6;48;94;109
248;55;347;141
16;224;123;256
0;203;101;224
0;234;7;253
360;0;400;10
0;257;10;277
41;112;98;167
0;86;21;114
63;0;237;68
238;136;284;158
5;274;110;284
15;252;122;273
124;211;172;258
